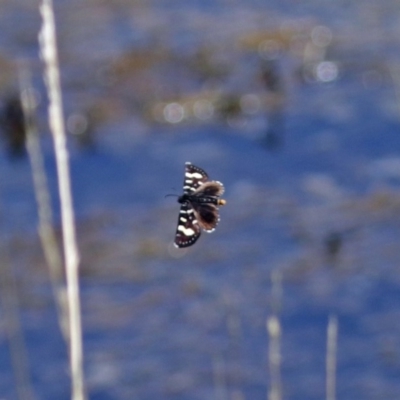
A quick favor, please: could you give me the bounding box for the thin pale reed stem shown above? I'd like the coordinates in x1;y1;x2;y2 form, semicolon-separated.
0;244;36;400
271;270;282;314
388;65;400;115
19;63;69;342
38;1;86;399
326;314;338;400
267;270;282;400
213;354;228;400
267;316;282;400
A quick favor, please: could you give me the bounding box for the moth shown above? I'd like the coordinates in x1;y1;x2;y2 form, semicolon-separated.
174;162;226;248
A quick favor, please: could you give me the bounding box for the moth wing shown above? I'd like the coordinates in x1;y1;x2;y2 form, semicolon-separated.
192;203;220;232
183;162;209;194
174;202;202;248
193;181;224;197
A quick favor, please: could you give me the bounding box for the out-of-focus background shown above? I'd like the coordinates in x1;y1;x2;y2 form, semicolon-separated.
1;0;400;399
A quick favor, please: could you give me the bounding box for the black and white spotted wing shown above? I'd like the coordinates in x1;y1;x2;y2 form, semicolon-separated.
182;162;209;194
174;201;202;248
174;162;226;248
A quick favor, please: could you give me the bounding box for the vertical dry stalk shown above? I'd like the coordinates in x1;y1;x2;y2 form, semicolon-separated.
387;65;400;124
38;1;86;400
267;270;282;400
212;354;228;400
266;316;282;400
270;270;282;314
19;64;69;341
326;314;338;400
0;246;36;400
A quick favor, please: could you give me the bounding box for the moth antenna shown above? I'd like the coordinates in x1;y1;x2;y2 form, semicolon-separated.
165;187;179;199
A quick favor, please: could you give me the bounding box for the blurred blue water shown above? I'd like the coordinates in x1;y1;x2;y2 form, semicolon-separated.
1;1;400;399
